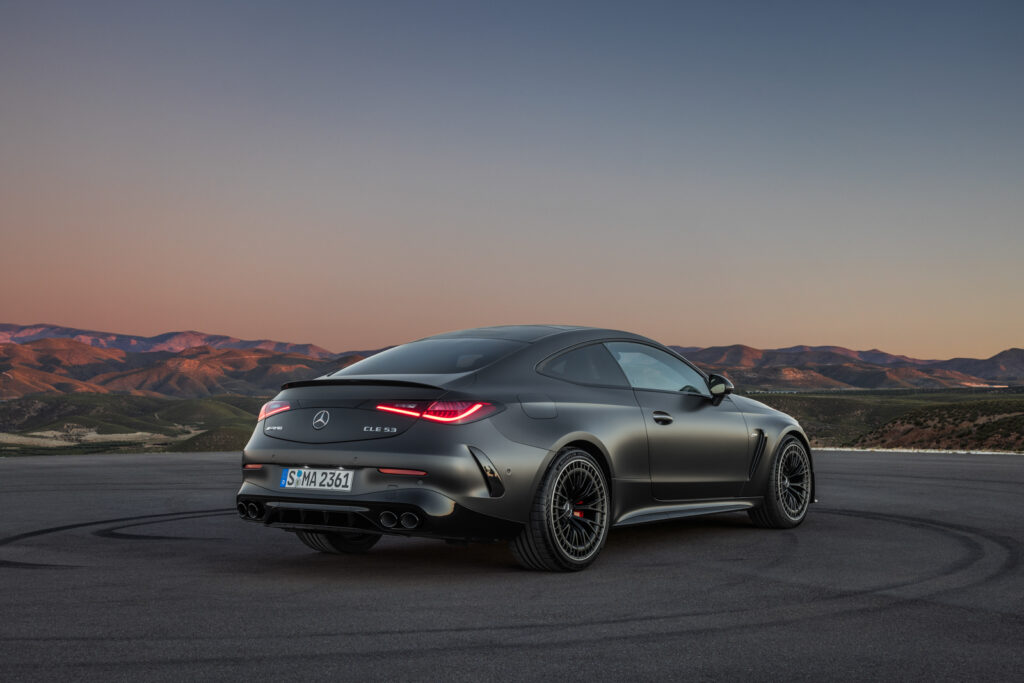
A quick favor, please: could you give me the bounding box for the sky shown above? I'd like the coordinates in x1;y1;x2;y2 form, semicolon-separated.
1;0;1021;358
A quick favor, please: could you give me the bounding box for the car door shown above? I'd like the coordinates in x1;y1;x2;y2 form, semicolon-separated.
605;342;752;500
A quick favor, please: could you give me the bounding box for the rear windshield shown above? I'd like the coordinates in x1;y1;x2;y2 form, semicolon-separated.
333;338;525;376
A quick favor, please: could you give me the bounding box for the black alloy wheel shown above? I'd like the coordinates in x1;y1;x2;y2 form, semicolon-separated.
511;447;610;571
749;436;812;529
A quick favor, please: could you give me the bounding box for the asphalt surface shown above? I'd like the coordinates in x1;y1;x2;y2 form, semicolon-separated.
0;450;1021;681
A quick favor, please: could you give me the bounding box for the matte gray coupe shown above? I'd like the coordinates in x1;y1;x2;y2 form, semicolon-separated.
237;325;814;571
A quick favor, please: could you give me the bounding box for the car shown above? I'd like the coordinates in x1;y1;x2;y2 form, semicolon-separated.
236;325;815;571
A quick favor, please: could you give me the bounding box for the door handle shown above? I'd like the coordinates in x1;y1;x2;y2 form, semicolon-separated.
652;411;673;425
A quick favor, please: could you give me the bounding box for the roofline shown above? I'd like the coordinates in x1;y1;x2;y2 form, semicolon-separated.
416;325;595;344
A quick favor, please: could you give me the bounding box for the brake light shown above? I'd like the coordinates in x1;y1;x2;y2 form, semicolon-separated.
422;401;495;423
374;400;497;424
378;468;428;476
375;401;428;418
258;401;291;421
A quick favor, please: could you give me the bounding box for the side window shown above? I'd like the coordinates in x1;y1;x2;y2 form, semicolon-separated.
605;342;710;397
540;343;630;387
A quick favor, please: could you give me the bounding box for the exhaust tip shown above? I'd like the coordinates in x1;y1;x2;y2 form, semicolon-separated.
399;512;420;529
246;502;261;520
379;511;398;528
237;502;248;518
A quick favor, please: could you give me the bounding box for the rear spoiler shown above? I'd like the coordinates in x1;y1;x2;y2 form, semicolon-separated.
280;378;443;391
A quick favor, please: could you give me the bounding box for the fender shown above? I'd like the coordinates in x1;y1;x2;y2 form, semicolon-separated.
746;426;815;502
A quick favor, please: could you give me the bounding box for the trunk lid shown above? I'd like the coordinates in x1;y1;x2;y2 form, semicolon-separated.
264;380;446;444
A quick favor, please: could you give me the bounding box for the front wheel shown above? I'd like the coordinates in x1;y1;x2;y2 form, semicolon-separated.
749;436;812;529
511;447;610;571
296;530;381;554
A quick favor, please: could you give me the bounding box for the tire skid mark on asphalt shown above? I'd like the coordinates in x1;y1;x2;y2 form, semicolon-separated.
0;486;231;494
0;508;232;569
265;508;992;638
1;507;1015;651
618;506;993;604
620;525;800;593
602;507;996;620
1;505;1016;617
0;558;78;570
91;512;231;541
817;508;1019;599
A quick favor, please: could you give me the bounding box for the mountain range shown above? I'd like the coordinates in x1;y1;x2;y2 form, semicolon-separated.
0;323;337;359
673;344;1024;390
0;323;1021;399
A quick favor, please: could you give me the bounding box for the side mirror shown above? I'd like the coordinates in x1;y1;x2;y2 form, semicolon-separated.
707;374;734;406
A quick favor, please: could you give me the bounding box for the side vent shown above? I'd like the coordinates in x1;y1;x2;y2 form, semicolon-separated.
468;446;505;497
748;429;767;480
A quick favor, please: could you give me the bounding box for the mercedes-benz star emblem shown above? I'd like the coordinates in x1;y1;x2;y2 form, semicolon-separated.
311;410;330;430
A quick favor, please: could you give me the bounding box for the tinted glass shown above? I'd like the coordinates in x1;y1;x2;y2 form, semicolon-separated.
605;342;710;396
334;338;524;375
540;344;629;387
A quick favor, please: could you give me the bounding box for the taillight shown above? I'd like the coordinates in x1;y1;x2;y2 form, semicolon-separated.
375;400;497;424
376;401;430;418
258;400;291;421
422;401;495;423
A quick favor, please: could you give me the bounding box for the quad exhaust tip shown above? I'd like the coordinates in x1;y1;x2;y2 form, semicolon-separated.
379;511;419;529
238;501;263;520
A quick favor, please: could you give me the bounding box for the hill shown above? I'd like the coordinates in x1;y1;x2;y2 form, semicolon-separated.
750;389;1024;451
0;323;1020;397
933;348;1024;382
690;344;1013;390
0;338;359;399
0;323;337;359
852;398;1024;452
0;393;265;455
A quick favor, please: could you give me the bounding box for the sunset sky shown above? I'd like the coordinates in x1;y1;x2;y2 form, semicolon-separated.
1;1;1021;358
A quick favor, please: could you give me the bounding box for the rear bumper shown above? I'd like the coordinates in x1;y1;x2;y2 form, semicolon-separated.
238;419;553;528
236;484;521;541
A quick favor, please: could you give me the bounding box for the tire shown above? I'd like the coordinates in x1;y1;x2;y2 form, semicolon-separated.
296;530;381;554
511;447;610;571
749;436;812;529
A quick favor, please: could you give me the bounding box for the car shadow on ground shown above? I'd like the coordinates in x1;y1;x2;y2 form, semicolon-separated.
211;511;777;578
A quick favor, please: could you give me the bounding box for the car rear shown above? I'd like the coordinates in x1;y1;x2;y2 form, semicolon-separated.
235;337;545;542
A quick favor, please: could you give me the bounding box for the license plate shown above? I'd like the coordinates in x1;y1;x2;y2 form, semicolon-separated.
279;468;353;491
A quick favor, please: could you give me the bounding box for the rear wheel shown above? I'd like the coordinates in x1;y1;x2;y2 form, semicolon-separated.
296;530;381;554
511;447;610;571
749;436;812;529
